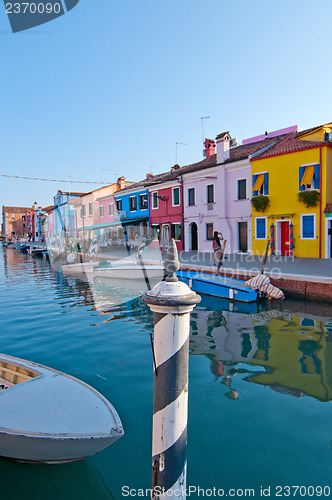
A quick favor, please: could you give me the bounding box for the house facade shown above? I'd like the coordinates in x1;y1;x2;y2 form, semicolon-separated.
148;176;183;251
1;206;30;239
250;124;332;258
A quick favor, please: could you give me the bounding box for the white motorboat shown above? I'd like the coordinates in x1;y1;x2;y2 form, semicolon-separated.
0;353;124;463
93;258;165;281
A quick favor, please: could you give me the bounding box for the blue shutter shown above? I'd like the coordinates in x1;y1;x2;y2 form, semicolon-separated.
264;172;269;196
313;163;320;190
325;132;329;141
252;174;258;197
299;166;305;191
256;218;266;239
302;215;314;238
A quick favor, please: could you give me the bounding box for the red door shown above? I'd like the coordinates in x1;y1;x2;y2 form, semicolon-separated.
280;221;290;256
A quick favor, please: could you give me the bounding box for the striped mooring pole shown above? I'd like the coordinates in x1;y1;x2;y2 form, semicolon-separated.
289;222;294;256
143;239;200;499
270;223;275;256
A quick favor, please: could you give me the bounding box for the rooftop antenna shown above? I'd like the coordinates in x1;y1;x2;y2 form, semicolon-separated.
175;142;187;164
68;175;72;194
201;116;210;144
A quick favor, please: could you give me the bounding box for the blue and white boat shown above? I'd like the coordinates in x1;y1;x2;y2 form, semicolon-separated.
176;270;259;303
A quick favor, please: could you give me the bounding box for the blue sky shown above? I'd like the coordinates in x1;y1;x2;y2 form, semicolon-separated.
1;0;332;208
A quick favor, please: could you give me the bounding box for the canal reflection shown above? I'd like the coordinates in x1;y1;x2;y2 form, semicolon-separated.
190;301;332;402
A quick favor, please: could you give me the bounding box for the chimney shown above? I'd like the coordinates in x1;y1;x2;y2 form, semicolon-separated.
203;138;216;158
146;173;153;179
216;131;231;163
171;164;180;173
117;176;126;190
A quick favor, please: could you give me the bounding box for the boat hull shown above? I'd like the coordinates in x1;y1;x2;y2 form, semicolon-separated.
0;354;124;463
177;271;259;303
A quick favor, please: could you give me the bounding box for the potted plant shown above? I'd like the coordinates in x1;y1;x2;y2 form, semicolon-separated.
297;190;320;209
251;195;270;213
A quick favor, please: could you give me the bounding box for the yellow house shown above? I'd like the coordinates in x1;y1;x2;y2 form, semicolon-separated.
250;123;332;258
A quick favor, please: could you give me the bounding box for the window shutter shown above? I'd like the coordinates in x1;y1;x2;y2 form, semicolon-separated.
252;174;258;197
299;167;305;191
264;172;269;195
313;164;320;189
302;216;314;238
256;218;266;238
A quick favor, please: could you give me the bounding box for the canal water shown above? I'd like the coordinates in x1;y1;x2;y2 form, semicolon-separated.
1;246;332;499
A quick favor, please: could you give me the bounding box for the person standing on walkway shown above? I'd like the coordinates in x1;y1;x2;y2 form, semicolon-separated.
212;231;223;265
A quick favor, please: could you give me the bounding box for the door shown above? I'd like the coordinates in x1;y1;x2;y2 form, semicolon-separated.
328;220;332;258
280;221;290;256
190;222;198;251
238;222;248;252
161;224;169;249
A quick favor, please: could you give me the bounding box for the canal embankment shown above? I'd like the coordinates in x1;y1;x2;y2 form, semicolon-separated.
178;252;332;303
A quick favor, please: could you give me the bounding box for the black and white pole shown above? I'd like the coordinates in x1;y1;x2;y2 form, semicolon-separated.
143;239;200;499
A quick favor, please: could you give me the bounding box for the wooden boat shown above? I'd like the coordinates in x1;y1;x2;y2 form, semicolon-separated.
0;353;124;463
176;270;259;303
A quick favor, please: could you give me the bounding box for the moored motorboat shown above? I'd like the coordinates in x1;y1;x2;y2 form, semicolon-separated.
0;353;124;463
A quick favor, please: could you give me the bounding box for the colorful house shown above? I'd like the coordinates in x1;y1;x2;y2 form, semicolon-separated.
1;206;30;239
73;177;128;240
250;123;332;258
145;168;184;251
113;184;150;242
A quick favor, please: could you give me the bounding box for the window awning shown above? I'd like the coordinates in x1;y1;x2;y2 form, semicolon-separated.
300;165;315;186
252;174;264;192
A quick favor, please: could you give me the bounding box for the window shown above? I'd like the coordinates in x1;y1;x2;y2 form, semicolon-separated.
22;223;26;229
237;179;247;200
188;188;195;206
88;203;93;216
22;215;26;222
152;192;159;209
99;205;104;217
207;184;214;204
299;164;320;191
301;214;315;239
171;223;182;240
116;199;122;212
109;203;114;216
81;205;86;218
151;224;160;240
172;187;180;206
255;217;267;239
139;194;148;210
129;196;137;212
206;223;213;240
252;173;268;196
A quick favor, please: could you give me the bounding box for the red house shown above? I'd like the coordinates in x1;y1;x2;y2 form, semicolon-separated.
147;167;183;251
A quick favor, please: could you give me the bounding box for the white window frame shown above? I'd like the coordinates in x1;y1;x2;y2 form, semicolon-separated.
152;191;159;210
172;187;180;207
252;171;268;197
187;187;195;206
300;213;316;240
109;203;114;216
129;196;137;212
139;193;148;210
255;217;267;240
206;184;215;204
99;205;104;218
171;222;181;240
88;202;93;217
237;178;247;201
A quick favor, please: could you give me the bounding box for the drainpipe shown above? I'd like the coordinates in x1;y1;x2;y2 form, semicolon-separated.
319;147;322;259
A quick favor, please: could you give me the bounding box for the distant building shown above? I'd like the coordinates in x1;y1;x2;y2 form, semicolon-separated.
1;206;30;239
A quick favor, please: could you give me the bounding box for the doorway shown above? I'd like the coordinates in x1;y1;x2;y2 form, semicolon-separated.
238;222;248;252
327;219;332;258
190;222;198;251
280;221;290;256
